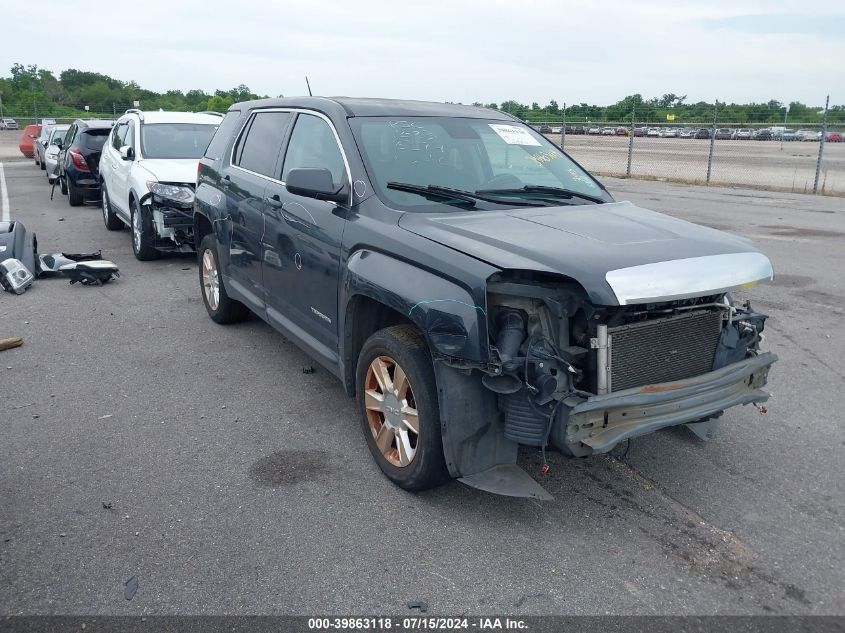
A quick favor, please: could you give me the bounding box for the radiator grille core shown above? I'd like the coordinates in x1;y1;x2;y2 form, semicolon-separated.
608;311;723;392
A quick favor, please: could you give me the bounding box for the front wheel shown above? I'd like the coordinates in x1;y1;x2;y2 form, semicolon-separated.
130;198;160;261
197;234;249;324
356;325;449;491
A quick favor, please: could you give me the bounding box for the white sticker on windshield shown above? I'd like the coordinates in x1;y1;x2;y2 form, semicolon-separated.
488;124;542;146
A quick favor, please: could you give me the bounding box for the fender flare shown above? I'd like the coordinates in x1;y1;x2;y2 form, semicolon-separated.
342;249;489;364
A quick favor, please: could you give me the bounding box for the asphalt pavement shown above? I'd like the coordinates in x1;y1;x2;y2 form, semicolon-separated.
0;133;843;616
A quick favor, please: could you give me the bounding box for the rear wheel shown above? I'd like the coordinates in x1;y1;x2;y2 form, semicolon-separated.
101;186;123;230
67;178;83;207
355;325;449;491
130;198;160;261
198;233;249;324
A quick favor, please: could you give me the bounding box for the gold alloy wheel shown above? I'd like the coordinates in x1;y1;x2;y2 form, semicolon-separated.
364;355;420;467
201;249;220;311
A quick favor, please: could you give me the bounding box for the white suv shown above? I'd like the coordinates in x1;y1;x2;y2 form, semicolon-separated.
99;109;222;260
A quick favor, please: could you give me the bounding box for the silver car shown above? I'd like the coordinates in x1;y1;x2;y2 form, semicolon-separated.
44;125;69;183
34;124;56;169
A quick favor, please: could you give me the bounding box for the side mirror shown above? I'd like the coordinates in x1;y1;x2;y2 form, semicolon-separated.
285;168;347;204
119;145;134;160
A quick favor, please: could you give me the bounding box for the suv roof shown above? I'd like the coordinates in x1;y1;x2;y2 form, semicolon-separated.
228;96;513;120
121;110;224;124
74;119;115;130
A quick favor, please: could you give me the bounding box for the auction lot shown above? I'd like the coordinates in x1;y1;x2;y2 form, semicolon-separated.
1;130;843;615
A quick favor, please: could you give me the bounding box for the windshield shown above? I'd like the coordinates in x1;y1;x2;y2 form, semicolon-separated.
49;127;69;144
349;116;611;212
140;123;218;159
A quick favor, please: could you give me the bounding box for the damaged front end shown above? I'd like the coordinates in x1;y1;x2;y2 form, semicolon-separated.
141;182;196;251
452;271;776;498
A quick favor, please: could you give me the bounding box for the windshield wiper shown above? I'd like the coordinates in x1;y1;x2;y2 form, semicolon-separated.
476;185;606;205
387;182;543;207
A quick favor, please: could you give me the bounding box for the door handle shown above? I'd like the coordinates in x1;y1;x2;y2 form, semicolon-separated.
264;195;283;208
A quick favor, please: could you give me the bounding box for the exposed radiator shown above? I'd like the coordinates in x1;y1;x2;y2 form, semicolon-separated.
607;310;723;392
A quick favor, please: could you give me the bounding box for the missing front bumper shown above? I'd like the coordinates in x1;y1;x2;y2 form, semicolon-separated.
563;352;777;453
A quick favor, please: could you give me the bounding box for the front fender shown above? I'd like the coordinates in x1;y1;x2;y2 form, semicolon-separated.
343;249;489;362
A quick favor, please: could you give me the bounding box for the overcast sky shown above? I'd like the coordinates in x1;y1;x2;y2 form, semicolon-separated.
1;0;842;106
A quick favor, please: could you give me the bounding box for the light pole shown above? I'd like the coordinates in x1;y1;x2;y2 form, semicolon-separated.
0;91;4;120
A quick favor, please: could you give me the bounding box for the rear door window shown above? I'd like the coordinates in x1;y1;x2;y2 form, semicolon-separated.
234;111;292;178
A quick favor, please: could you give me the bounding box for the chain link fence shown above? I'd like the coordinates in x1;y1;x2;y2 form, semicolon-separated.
536;109;843;196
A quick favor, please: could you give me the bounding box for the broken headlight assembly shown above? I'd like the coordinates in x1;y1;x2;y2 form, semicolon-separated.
0;258;35;294
146;182;195;206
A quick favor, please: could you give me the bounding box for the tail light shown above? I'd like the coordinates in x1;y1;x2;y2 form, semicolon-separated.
69;149;90;172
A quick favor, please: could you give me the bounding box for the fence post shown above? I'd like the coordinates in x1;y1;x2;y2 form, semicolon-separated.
560;102;566;150
706;100;718;184
813;95;829;195
626;106;634;178
112;102;116;119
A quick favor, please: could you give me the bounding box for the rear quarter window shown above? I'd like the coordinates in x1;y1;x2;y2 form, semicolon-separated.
204;111;242;160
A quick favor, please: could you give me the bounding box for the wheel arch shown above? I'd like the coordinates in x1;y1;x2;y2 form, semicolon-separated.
341;249;491;396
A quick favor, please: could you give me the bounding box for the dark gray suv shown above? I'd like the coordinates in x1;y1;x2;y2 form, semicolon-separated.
194;98;777;499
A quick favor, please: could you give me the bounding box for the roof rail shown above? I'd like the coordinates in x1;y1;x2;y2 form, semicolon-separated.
197;111;225;117
124;108;144;121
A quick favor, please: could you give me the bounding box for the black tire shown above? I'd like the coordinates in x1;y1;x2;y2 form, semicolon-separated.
130;198;160;261
67;178;83;207
60;175;68;195
197;234;249;324
39;157;45;170
355;325;449;491
101;185;123;231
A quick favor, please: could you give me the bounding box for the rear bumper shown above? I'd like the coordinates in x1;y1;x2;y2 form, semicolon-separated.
565;352;778;453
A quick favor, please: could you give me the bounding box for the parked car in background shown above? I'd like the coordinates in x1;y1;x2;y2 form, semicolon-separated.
633;127;647;137
796;129;820;141
99;109;222;260
44;124;70;184
615;127;628;136
647;128;660;137
538;124;552;134
56;119;114;206
752;129;773;141
34;124;56;169
694;128;712;139
566;124;586;135
715;128;733;140
678;128;695;139
1;118;19;130
733;129;752;140
193;97;776;497
827;132;843;143
778;129;797;142
18;124;41;158
550;126;562;134
660;128;678;138
587;126;601;135
601;127;615;136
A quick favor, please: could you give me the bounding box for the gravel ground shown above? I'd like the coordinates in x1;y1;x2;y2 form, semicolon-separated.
0;130;843;616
